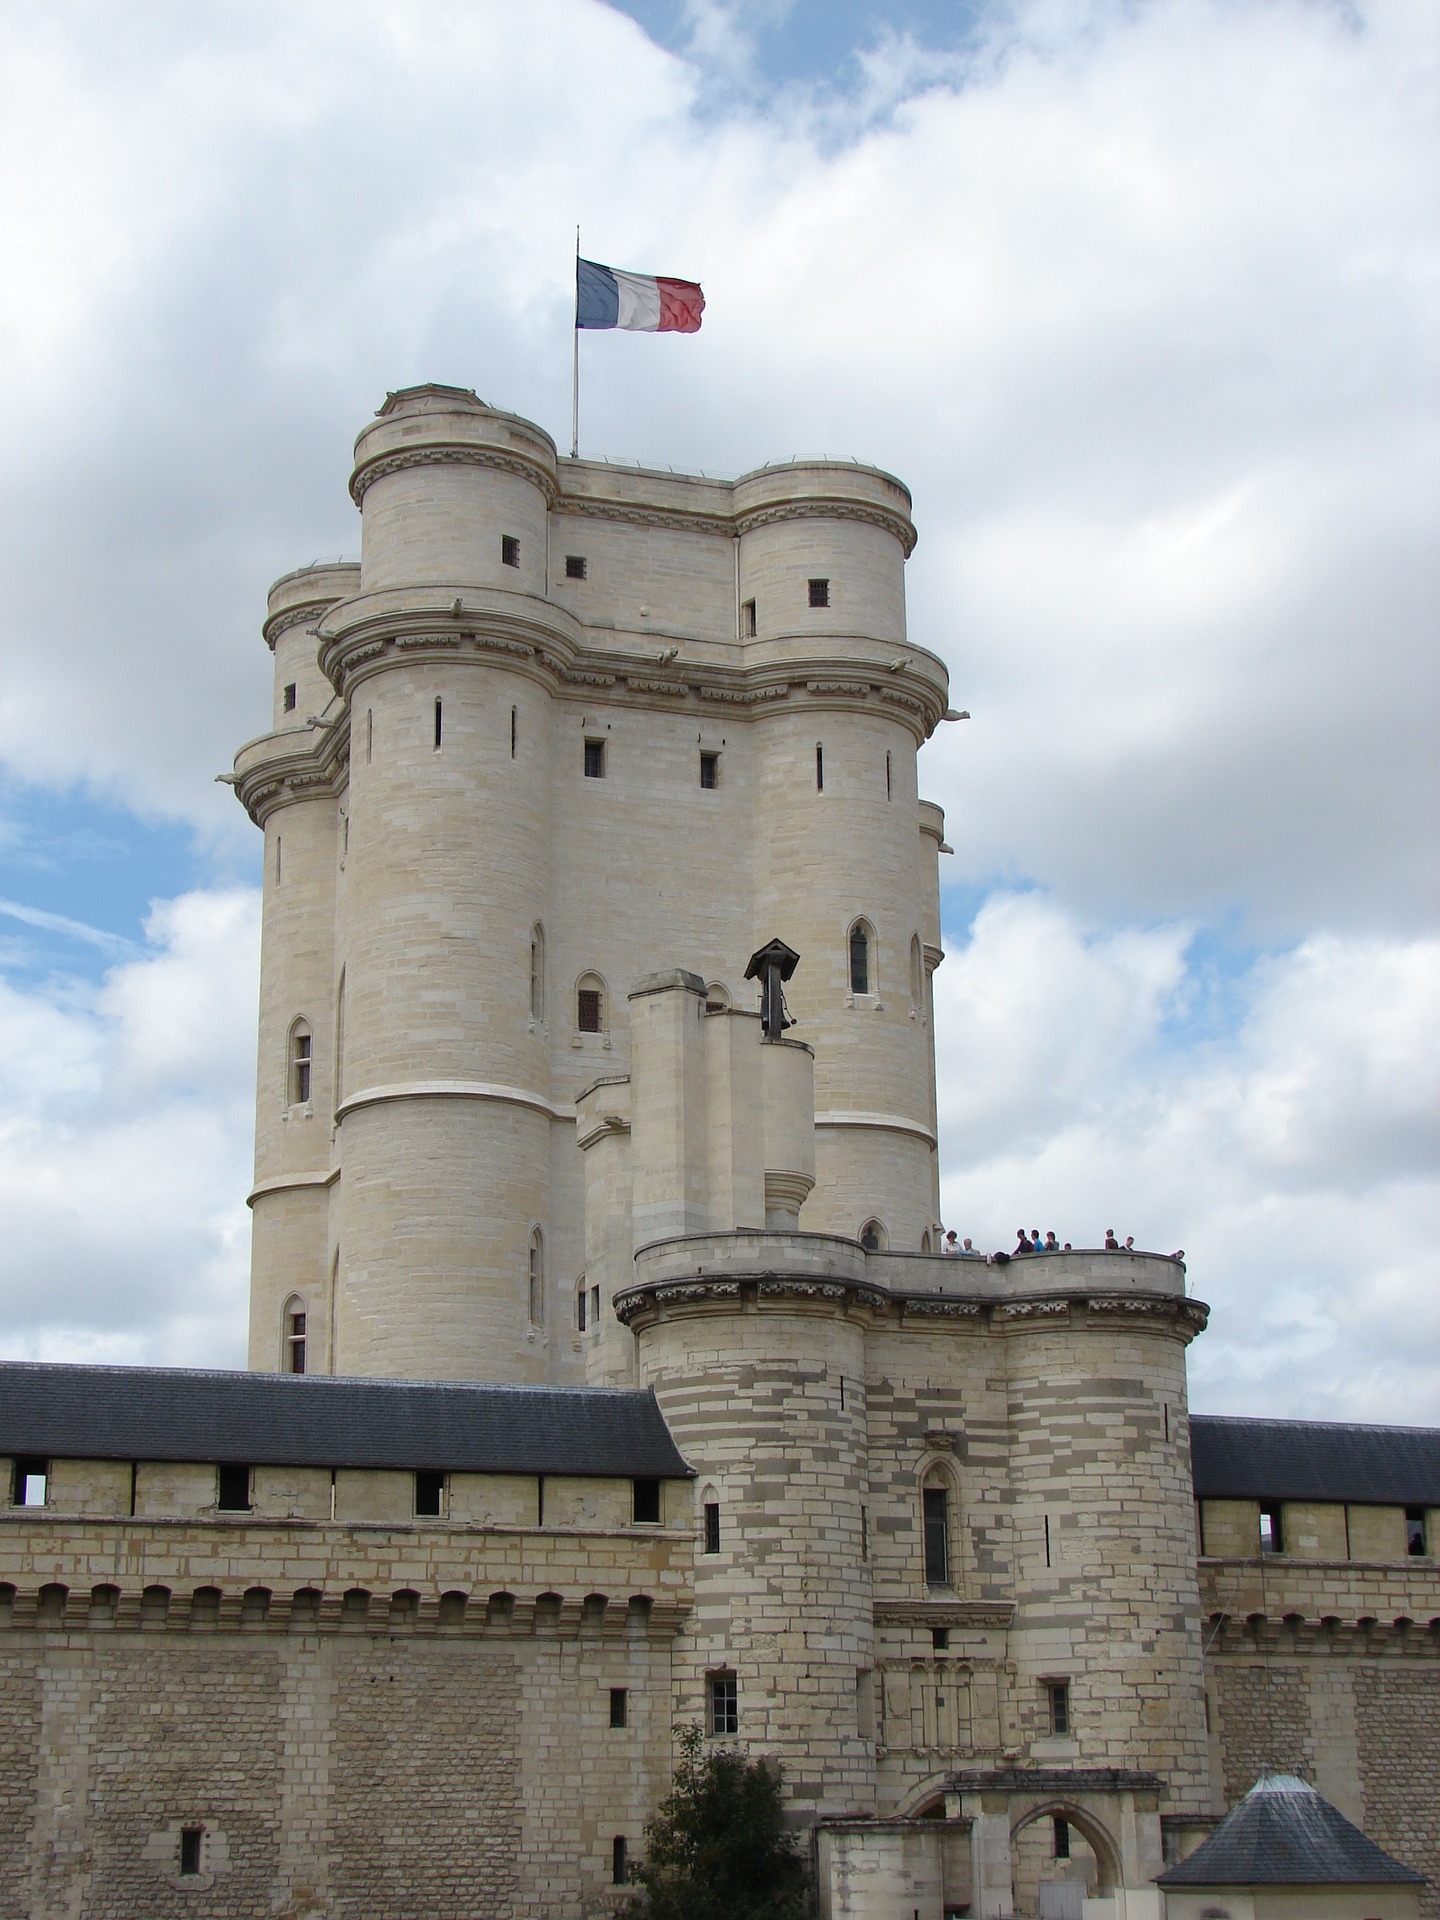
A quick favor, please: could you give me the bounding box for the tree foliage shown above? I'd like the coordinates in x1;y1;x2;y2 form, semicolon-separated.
621;1725;812;1920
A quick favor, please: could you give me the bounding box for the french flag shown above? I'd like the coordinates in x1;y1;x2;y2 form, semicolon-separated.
576;256;705;333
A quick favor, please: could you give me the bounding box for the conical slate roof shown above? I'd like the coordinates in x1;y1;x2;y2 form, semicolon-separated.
1157;1775;1424;1888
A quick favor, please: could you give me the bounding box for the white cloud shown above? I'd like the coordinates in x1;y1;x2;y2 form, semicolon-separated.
0;889;258;1368
935;899;1440;1421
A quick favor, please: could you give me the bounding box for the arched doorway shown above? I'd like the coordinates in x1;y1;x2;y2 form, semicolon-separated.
1011;1802;1120;1917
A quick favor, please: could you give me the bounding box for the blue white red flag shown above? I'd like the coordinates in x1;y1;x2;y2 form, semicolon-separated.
576;257;704;333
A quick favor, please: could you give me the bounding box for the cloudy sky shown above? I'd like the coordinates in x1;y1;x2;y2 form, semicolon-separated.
0;0;1434;1420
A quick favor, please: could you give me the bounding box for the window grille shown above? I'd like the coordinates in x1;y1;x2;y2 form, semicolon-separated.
583;738;605;778
501;535;520;567
708;1673;738;1736
808;577;830;607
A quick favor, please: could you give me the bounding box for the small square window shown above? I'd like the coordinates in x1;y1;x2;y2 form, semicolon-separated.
12;1456;47;1507
932;1627;949;1651
216;1463;252;1512
501;535;520;568
633;1477;661;1524
609;1687;628;1728
415;1469;445;1517
583;738;605;779
708;1672;738;1736
282;682;297;712
180;1828;203;1877
1406;1507;1428;1556
808;577;830;608
1047;1680;1070;1736
565;555;587;580
699;751;719;789
704;1502;721;1554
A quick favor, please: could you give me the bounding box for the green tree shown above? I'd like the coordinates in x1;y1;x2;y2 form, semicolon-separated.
621;1725;813;1920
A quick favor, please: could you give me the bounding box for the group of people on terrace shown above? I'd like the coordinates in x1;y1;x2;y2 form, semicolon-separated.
939;1228;1183;1262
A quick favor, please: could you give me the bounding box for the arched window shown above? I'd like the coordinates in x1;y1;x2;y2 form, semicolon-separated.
287;1019;312;1106
704;982;730;1014
909;934;923;1013
859;1219;887;1253
529;925;546;1022
576;972;606;1035
283;1296;307;1374
922;1470;951;1586
576;1275;589;1332
920;1229;932;1254
528;1229;545;1327
848;920;874;996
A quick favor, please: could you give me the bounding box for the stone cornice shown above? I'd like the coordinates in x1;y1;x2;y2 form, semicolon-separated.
875;1599;1015;1629
735;495;917;557
349;442;560;509
232;711;350;828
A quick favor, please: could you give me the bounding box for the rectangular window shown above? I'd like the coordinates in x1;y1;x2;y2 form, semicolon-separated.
699;751;719;789
287;1311;307;1375
1259;1502;1284;1554
501;535;520;568
815;743;824;791
583;738;605;779
180;1828;203;1877
292;1032;311;1106
565;554;587;579
577;1288;588;1332
633;1477;661;1524
708;1673;738;1736
591;1283;601;1327
12;1457;47;1507
860;1504;868;1561
1054;1817;1070;1860
808;577;830;608
609;1687;628;1728
433;697;443;749
885;751;892;800
923;1486;949;1585
510;706;517;758
1406;1507;1429;1556
366;708;373;762
282;682;297;712
1048;1680;1070;1736
612;1836;628;1886
704;1501;721;1554
415;1470;445;1517
932;1627;949;1651
577;989;602;1033
216;1464;251;1512
740;598;756;637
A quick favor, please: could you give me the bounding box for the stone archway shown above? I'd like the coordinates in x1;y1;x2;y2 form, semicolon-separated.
1011;1800;1121;1917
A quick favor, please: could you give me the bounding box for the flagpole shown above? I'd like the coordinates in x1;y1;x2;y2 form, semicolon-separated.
571;225;580;460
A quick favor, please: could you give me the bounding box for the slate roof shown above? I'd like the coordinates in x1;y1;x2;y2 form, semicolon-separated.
1190;1415;1440;1506
0;1362;693;1479
1157;1774;1424;1887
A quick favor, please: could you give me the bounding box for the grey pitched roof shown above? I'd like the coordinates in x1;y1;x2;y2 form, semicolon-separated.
1190;1415;1440;1506
0;1362;692;1479
1157;1775;1424;1887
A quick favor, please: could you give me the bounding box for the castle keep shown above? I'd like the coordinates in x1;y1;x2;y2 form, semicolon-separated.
0;387;1435;1920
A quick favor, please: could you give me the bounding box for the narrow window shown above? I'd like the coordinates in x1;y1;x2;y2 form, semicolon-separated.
633;1478;661;1524
699;751;719;789
289;1023;312;1105
1048;1680;1070;1735
815;743;824;791
529;925;546;1021
510;705;517;758
180;1828;203;1877
577;981;603;1033
1054;1817;1071;1860
583;737;605;779
501;535;520;568
611;1837;628;1886
886;750;892;799
704;1502;721;1554
217;1464;251;1512
590;1283;601;1328
366;708;373;762
1259;1503;1283;1555
609;1687;628;1728
808;577;830;608
537;1475;545;1525
923;1484;949;1585
910;934;923;1011
1406;1507;1428;1556
708;1672;738;1736
860;1504;868;1561
415;1470;445;1517
849;921;871;994
740;598;756;637
12;1457;47;1507
286;1308;307;1374
282;682;297;712
528;1230;545;1328
565;554;587;579
932;1627;950;1651
434;697;443;749
275;835;282;883
1044;1513;1052;1568
577;1285;588;1333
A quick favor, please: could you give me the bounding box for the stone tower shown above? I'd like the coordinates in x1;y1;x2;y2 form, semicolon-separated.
235;384;952;1384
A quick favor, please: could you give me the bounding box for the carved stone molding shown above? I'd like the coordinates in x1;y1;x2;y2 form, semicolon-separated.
554;495;733;539
350;443;560;508
735;497;917;556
